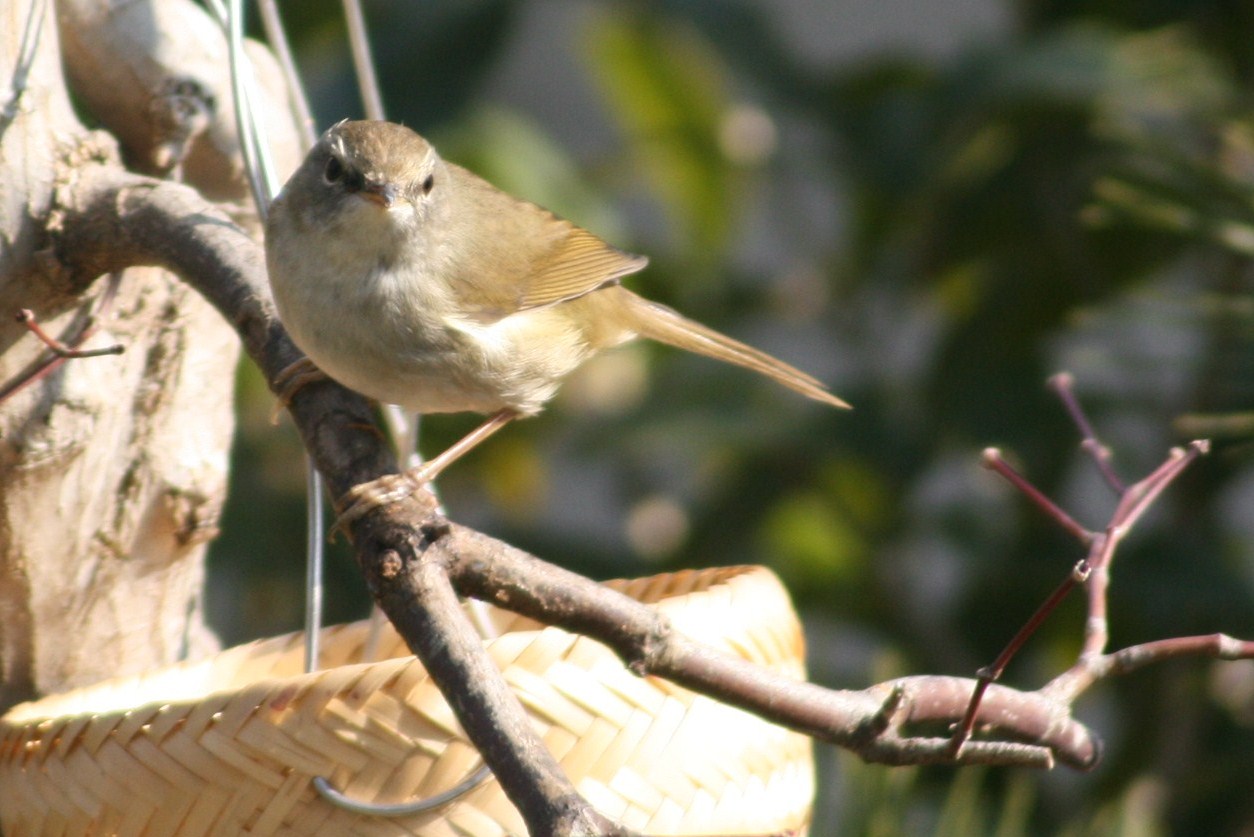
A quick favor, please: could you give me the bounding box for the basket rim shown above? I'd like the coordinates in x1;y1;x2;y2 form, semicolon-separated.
2;564;800;727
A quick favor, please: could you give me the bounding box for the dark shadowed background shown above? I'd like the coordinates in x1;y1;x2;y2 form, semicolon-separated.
207;1;1254;832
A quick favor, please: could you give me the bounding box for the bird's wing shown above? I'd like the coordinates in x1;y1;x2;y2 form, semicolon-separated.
445;164;648;319
514;223;648;311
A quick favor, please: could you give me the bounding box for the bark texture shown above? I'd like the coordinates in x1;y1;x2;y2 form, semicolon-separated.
0;0;298;709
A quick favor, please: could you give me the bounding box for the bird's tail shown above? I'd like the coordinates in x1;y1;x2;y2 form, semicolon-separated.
620;292;850;409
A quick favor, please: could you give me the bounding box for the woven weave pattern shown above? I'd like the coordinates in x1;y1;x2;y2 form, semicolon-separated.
0;566;812;836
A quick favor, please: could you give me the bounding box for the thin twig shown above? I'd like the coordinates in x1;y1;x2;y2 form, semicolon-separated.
954;380;1212;757
1110;441;1210;536
0;275;124;405
1078;530;1117;659
1049;372;1125;493
1044;632;1254;705
14;308;124;358
982;448;1093;543
437;519;1100;769
1081;440;1209;659
1098;633;1254;675
949;561;1089;756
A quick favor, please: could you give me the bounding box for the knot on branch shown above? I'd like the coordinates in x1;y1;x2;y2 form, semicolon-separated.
378;549;402;580
418;513;451;544
624;618;673;678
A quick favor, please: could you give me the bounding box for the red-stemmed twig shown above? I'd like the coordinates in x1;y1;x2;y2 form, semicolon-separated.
0;274;124;405
1049;372;1125;493
950;376;1215;757
948;558;1091;758
1044;632;1254;705
15;306;125;358
980;447;1093;545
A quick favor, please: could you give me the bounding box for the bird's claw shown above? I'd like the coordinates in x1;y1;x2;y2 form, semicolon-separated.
330;468;432;541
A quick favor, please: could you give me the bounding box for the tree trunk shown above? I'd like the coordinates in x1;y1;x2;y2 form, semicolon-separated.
0;0;299;710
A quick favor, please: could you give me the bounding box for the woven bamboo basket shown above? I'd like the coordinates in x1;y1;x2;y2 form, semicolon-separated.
0;566;812;836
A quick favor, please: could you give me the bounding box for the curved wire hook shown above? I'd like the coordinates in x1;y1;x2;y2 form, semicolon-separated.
313;764;494;817
218;0;498;819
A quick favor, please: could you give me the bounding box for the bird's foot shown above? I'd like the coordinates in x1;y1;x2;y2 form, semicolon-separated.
330;467;432;541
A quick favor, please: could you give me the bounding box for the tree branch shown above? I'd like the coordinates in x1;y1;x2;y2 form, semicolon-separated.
54;159;1238;834
949;378;1226;757
49;160;620;835
438;514;1101;770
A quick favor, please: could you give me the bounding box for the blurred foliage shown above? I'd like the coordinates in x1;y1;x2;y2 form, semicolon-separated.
588;12;739;267
210;0;1254;833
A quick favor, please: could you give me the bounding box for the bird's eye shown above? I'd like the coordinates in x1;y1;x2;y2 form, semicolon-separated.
422;174;435;194
324;156;345;183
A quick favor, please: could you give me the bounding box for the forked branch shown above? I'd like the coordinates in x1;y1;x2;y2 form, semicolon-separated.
950;375;1238;757
40;161;1245;836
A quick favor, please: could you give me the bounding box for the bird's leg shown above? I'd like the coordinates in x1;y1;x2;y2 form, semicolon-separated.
332;408;519;537
413;408;520;482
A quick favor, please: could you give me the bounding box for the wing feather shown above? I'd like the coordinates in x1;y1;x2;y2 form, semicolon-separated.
516;225;648;310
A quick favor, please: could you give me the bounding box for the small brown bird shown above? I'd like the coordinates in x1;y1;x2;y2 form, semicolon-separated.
266;120;847;523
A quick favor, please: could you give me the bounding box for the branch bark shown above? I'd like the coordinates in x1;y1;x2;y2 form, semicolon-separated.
44;152;1110;834
7;3;1250;835
46;163;620;834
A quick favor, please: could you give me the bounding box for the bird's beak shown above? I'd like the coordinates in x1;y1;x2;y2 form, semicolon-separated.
359;181;397;209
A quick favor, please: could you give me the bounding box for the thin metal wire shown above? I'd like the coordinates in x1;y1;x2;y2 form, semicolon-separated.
340;0;385;121
256;0;318;148
313;766;494;817
250;0;326;674
219;0;492;814
217;0;326;677
303;459;325;672
214;0;277;209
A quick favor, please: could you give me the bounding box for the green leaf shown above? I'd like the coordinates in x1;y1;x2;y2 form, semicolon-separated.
585;10;739;269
